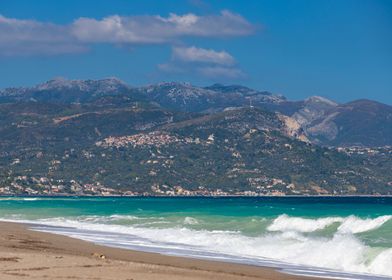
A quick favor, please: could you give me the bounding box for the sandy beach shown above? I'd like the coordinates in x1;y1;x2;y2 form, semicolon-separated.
0;221;325;280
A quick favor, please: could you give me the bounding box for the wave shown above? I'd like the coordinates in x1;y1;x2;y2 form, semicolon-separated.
80;215;141;223
183;217;199;225
2;216;390;278
0;197;41;201
267;214;391;234
1;214;392;278
267;214;343;232
338;215;392;234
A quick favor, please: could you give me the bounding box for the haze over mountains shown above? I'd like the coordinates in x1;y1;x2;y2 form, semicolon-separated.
1;77;391;147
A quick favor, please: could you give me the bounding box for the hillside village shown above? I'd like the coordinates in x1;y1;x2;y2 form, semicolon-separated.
0;79;391;196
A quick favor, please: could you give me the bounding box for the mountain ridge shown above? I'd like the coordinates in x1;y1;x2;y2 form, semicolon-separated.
0;78;391;147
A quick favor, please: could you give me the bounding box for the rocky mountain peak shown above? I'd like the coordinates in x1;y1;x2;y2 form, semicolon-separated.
34;77;83;91
305;96;338;107
34;77;128;92
293;96;338;126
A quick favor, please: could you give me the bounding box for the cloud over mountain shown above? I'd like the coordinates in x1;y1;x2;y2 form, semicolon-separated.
159;46;244;79
0;15;85;56
0;11;255;56
72;11;254;43
172;46;235;65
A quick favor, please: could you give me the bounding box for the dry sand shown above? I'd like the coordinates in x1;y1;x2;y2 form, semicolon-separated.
0;221;324;280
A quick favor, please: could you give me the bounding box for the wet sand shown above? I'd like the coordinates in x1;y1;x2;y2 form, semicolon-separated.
0;221;324;280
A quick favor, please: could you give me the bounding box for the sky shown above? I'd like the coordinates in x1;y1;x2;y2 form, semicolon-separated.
0;0;391;104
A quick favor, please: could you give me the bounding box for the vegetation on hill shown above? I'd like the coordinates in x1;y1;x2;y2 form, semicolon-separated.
0;98;390;195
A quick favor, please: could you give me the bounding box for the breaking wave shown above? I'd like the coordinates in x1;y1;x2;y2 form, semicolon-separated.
1;213;391;279
267;214;391;234
183;216;199;225
267;214;343;232
338;215;392;234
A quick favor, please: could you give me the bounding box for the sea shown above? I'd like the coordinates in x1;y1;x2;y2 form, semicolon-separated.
0;196;391;279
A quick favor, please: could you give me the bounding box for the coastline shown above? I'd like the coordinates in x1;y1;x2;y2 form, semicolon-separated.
1;194;392;197
0;221;324;280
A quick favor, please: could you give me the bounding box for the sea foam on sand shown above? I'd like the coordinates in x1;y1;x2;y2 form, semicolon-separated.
2;214;392;279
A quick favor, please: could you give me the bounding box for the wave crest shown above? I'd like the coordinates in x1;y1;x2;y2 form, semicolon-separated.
267;214;391;234
338;215;392;234
183;217;199;225
267;214;343;232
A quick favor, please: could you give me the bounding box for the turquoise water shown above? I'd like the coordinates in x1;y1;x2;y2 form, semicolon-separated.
0;197;391;279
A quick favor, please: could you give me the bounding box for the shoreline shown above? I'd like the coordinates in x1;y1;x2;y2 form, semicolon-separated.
1;194;392;198
0;221;325;280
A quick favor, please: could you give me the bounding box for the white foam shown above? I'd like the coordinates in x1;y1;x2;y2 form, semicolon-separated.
109;214;141;220
267;214;392;234
368;249;392;276
338;215;392;234
1;215;391;279
267;214;343;232
0;197;41;201
183;217;199;225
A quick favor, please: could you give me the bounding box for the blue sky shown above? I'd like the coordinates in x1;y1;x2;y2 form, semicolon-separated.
0;0;391;104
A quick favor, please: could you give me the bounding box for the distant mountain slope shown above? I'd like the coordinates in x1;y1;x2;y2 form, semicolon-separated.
1;78;391;147
290;98;392;147
0;101;192;152
0;78;145;104
0;101;390;195
137;82;285;112
327;100;392;147
0;79;285;111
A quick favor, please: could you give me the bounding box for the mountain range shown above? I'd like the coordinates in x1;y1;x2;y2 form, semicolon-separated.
0;78;391;195
1;78;390;147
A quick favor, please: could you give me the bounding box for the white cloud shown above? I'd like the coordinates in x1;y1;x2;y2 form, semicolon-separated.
0;15;66;43
162;13;199;27
159;46;244;79
0;11;255;56
172;46;235;66
71;15;166;44
0;15;85;56
72;11;254;44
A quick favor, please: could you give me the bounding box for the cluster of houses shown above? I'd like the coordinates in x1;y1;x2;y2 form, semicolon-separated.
0;176;126;196
96;131;216;148
337;146;392;156
0;174;292;197
97;132;179;148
